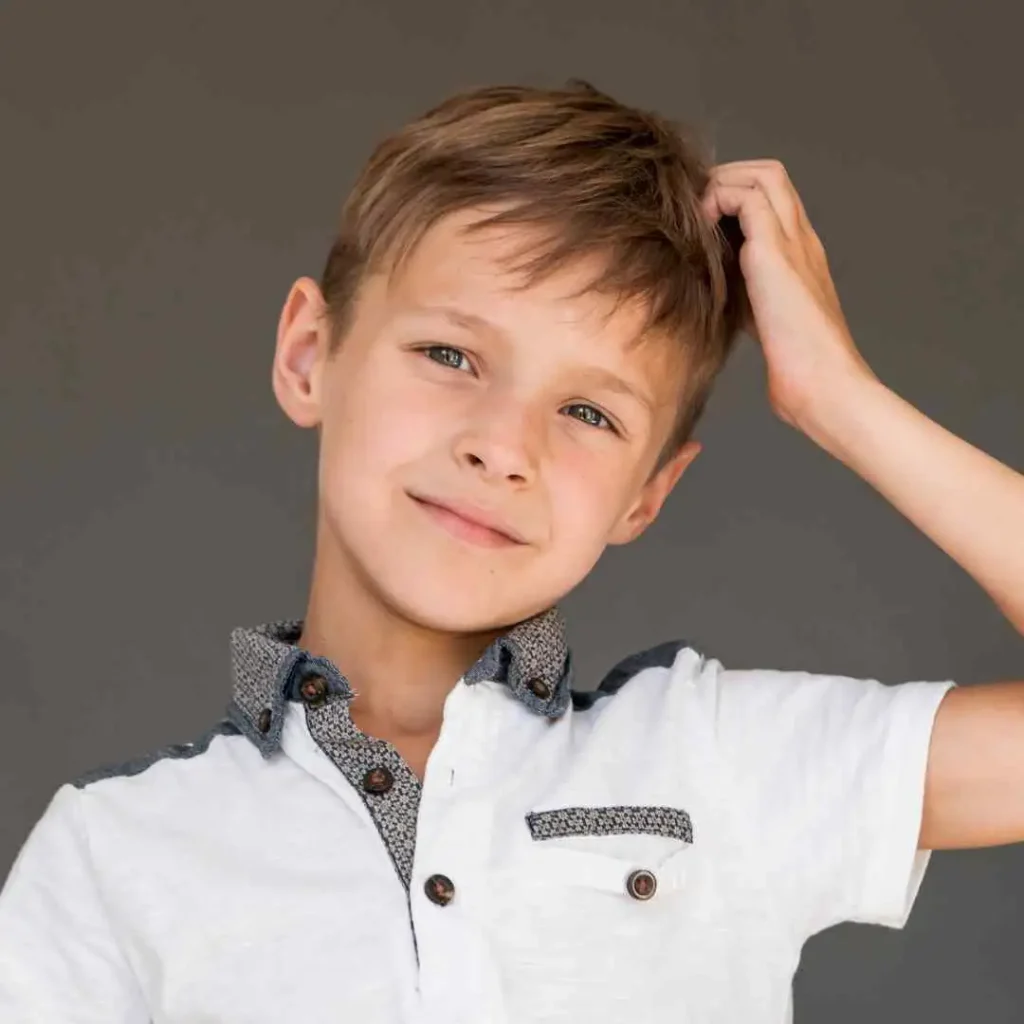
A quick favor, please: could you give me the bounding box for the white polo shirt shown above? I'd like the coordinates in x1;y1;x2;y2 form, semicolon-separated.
0;608;954;1023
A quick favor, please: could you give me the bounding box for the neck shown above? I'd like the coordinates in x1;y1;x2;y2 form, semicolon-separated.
298;518;502;741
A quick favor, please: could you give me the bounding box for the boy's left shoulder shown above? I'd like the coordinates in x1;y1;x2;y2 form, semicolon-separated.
570;638;698;711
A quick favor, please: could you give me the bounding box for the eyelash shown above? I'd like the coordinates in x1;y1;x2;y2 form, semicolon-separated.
418;344;620;435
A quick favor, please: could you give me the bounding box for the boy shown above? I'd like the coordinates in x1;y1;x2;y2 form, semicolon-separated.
1;80;1022;1023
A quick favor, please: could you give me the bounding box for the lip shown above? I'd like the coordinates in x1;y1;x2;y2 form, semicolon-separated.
409;492;527;547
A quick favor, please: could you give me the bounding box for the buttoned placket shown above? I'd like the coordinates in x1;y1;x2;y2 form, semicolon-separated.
411;677;511;1024
278;674;509;1023
278;700;426;1020
279;701;384;826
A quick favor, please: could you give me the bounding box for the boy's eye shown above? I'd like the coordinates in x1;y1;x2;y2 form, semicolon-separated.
423;344;472;373
564;403;616;432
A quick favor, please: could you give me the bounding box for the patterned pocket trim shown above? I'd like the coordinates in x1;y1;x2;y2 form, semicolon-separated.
526;805;694;844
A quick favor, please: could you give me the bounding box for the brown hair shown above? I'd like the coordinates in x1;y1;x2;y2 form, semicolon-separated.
318;80;747;466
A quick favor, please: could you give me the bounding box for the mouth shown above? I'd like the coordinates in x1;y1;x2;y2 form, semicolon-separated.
408;493;527;548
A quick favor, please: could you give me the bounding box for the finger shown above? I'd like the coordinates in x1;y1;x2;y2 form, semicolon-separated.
710;164;801;237
722;162;828;265
702;182;785;248
746;160;812;233
710;161;809;237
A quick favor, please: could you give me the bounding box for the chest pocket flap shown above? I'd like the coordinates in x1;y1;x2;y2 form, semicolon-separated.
523;804;694;896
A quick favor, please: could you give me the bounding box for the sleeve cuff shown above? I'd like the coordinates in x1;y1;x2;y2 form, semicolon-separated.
855;678;956;929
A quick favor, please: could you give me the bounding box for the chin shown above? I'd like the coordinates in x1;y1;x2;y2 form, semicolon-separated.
374;565;546;635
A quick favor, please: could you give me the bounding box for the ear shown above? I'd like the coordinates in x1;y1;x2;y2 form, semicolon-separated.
606;440;702;546
271;277;331;429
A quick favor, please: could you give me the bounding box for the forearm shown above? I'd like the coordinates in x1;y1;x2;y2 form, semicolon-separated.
797;373;1024;636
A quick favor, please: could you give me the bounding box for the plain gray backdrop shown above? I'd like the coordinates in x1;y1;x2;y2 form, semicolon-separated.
1;0;1022;1019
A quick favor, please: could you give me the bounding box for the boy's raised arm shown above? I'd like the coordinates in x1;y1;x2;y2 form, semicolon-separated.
702;160;1024;850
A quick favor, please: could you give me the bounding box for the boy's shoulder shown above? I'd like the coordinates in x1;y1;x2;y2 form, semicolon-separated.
71;717;246;793
571;638;693;711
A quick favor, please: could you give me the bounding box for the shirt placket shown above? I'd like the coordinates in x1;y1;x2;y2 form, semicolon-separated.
409;679;508;1024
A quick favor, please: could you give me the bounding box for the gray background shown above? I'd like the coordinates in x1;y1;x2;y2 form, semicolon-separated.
1;0;1022;1019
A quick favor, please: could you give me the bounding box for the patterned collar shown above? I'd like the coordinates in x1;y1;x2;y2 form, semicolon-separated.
227;607;573;758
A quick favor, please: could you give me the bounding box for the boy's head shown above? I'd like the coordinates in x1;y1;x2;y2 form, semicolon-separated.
273;81;746;635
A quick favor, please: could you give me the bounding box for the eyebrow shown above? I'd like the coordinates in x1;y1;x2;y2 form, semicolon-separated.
410;304;503;335
408;304;656;412
577;367;655;412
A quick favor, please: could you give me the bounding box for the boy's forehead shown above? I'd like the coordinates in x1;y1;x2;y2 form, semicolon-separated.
383;209;665;351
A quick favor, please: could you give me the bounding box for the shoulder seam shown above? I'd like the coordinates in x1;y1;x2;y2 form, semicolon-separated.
571;639;692;711
72;718;242;790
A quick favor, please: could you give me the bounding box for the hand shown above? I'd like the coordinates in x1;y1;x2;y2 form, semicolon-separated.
702;160;879;430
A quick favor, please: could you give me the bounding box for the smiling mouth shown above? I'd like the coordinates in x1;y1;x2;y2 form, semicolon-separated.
409;494;527;548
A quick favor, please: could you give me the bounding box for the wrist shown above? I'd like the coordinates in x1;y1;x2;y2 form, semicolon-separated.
789;369;893;457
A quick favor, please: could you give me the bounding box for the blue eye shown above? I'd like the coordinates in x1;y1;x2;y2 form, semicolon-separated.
564;403;616;432
424;345;472;372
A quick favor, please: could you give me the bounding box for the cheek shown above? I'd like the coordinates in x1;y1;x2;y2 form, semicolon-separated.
320;364;451;476
546;443;634;542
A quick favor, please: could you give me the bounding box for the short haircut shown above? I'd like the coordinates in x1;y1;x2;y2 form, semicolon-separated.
318;80;747;465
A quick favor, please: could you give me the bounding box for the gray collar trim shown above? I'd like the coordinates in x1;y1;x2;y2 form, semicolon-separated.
462;606;572;716
227;607;572;759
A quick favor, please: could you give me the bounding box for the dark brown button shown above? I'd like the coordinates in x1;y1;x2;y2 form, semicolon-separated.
424;873;455;906
626;868;657;901
257;708;273;734
362;766;394;795
299;674;328;707
526;677;552;700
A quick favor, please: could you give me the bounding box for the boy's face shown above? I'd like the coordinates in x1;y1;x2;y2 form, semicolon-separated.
273;209;701;634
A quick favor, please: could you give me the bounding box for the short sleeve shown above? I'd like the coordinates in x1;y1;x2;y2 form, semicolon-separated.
0;784;149;1021
691;659;955;940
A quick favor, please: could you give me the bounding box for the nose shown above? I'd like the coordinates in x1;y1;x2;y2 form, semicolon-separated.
452;396;539;485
